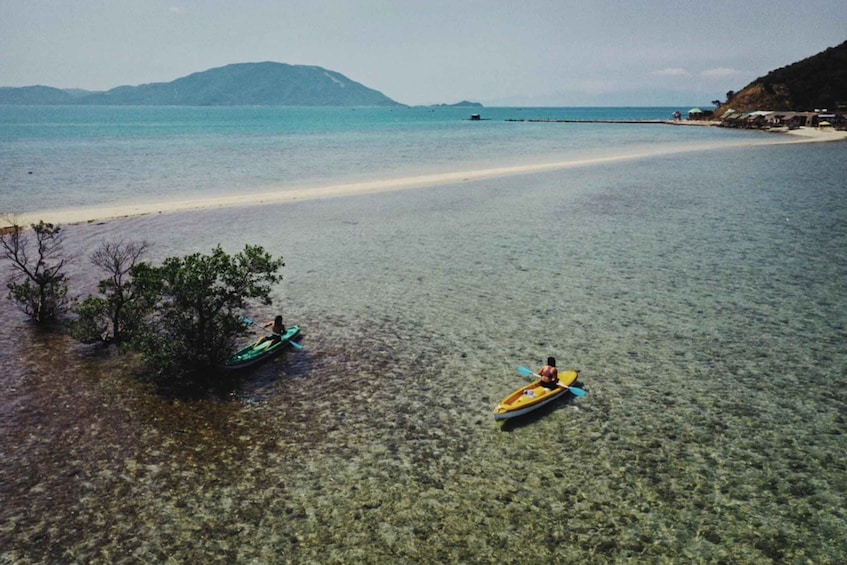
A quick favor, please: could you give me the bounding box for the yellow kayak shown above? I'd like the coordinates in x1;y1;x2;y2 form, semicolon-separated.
493;369;580;421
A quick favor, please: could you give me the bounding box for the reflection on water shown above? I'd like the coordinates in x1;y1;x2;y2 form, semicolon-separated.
2;142;846;563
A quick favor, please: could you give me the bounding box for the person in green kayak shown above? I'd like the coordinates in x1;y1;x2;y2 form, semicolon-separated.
256;314;285;346
538;357;559;389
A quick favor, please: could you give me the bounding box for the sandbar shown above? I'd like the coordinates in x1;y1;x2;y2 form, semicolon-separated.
14;129;843;227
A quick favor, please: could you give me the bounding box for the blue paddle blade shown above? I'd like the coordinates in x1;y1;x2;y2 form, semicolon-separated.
517;366;536;377
243;317;254;325
567;386;587;397
289;339;303;350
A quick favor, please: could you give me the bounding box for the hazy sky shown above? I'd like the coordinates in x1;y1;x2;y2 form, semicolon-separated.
2;0;845;106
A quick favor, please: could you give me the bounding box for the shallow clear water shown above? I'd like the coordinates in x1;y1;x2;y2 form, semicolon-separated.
0;108;845;563
1;105;765;216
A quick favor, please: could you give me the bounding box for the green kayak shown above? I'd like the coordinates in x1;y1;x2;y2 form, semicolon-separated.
224;325;301;370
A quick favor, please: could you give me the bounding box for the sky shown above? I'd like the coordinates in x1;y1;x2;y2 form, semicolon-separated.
1;0;845;107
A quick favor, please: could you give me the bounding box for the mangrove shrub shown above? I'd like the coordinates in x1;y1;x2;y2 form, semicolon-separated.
1;220;71;324
132;244;284;383
69;239;155;344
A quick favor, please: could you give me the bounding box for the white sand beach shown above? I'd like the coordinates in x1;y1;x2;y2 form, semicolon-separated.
782;126;847;141
16;130;840;228
670;120;847;141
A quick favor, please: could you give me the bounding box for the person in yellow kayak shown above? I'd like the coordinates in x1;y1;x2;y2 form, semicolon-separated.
538;357;559;389
256;314;285;346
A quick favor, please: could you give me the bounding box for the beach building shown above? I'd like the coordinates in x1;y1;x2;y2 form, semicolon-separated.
718;109;845;130
687;107;715;120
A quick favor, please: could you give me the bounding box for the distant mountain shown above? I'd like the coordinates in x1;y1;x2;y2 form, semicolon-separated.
0;85;75;105
0;62;403;106
720;40;847;114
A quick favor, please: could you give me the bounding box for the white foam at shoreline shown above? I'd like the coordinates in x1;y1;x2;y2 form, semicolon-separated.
13;131;839;227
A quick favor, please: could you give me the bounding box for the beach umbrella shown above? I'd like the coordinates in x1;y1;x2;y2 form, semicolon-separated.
688;108;703;114
819;120;832;126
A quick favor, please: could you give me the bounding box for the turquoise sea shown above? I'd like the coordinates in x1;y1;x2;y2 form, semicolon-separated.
1;106;845;563
2;105;766;217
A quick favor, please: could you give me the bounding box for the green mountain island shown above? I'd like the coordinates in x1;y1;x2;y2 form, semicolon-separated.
0;62;404;106
719;39;847;114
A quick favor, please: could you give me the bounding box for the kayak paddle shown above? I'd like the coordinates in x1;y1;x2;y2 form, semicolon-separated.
242;317;303;350
517;366;587;397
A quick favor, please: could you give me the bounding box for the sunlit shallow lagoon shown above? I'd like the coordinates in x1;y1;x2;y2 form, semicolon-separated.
1;107;845;563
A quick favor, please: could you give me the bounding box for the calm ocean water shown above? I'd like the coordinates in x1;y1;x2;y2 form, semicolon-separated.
1;106;845;563
1;105;766;217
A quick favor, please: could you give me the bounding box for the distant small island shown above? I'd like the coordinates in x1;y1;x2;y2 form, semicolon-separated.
426;100;484;108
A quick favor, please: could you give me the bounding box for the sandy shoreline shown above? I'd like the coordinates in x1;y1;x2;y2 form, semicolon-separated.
781;125;847;141
671;120;847;140
14;126;845;227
